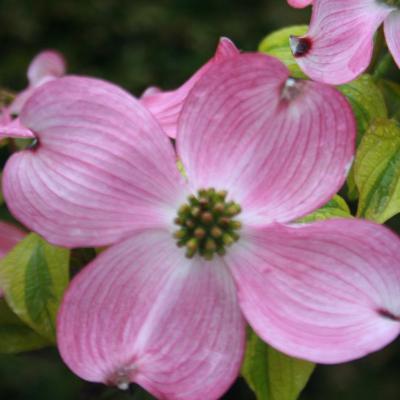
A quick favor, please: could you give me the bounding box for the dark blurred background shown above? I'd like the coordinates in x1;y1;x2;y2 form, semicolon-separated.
0;0;399;399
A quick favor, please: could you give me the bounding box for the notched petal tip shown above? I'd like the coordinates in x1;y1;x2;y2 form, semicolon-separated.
108;367;136;391
281;77;305;101
289;35;312;58
377;308;400;322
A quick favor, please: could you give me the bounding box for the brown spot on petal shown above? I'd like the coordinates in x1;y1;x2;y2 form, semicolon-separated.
290;35;312;58
377;308;400;322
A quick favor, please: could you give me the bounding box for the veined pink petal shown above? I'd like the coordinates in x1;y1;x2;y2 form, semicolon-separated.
287;0;313;8
290;0;393;84
228;219;400;364
140;37;239;138
58;230;245;399
384;10;400;69
0;221;25;258
177;53;355;225
27;50;66;86
3;76;186;248
0;117;35;139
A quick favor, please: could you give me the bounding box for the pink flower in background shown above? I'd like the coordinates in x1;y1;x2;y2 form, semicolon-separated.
3;49;400;399
287;0;313;8
289;0;400;84
0;50;66;139
140;37;239;138
0;221;25;297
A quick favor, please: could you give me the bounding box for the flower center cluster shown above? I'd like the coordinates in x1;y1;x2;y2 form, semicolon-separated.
174;188;242;260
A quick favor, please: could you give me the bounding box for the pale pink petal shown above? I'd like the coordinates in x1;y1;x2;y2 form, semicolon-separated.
140;37;239;138
0;221;25;258
140;86;161;98
8;51;66;116
0;117;35;139
384;10;400;69
287;0;313;8
27;50;66;86
290;0;393;84
3;76;186;248
228;219;400;364
177;53;355;225
58;229;245;399
8;87;37;116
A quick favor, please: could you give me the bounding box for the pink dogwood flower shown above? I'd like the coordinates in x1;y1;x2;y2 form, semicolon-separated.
0;221;26;297
0;50;66;139
289;0;400;84
2;52;400;399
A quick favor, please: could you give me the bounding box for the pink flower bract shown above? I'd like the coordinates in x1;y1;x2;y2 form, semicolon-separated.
289;0;400;84
3;50;400;399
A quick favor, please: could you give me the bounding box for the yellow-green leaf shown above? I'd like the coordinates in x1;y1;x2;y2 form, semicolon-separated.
0;234;69;341
0;299;49;353
338;74;388;200
297;195;351;223
242;329;315;400
339;75;387;146
258;25;308;78
355;119;400;223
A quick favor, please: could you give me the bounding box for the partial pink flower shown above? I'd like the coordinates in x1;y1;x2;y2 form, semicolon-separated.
140;37;239;138
0;50;66;139
10;50;66;116
287;0;313;8
290;0;399;84
0;221;26;297
3;52;400;399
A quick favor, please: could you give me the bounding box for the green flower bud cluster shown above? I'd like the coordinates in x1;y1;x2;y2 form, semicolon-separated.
174;188;242;261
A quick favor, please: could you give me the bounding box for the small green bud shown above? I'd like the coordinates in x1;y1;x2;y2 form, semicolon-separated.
201;212;213;224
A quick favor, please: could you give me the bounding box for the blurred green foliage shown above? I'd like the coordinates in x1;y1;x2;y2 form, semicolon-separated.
0;0;399;399
0;0;309;93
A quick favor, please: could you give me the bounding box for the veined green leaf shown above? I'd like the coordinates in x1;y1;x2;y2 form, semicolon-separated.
0;233;69;341
258;25;308;78
339;75;387;146
378;79;400;120
242;329;315;400
355;118;400;223
0;299;49;353
338;74;388;200
297;195;351;223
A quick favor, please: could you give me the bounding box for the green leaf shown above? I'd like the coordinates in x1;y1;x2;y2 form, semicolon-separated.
338;74;388;200
297;195;351;223
0;233;69;341
242;329;315;400
0;299;49;353
258;25;308;78
378;79;400;121
355;118;400;223
339;75;387;146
